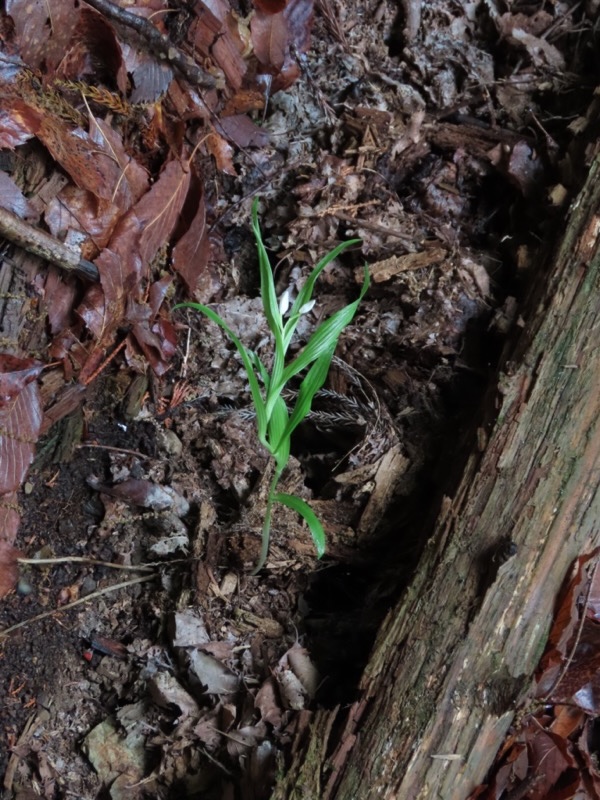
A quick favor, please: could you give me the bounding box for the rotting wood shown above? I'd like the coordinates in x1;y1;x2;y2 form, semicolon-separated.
271;152;600;799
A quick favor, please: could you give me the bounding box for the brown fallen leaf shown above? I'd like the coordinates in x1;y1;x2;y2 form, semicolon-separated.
129;314;178;377
496;12;565;70
218;114;271;149
255;677;284;728
205;129;237;175
148;672;200;719
0;540;21;599
253;0;288;12
38;118;124;202
251;10;288;71
56;6;128;93
536;549;600;695
193;712;222;749
0;356;44;494
0;171;37;219
0;355;42;599
8;0;81;74
136;158;191;266
0;98;41;149
77;157;191;375
275;642;319;709
283;0;314;55
45;188;120;256
87;477;189;515
171;179;212;295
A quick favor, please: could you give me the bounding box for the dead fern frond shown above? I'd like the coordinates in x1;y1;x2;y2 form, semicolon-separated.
53;79;133;116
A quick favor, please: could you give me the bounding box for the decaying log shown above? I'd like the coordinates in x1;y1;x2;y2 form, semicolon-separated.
272;153;600;799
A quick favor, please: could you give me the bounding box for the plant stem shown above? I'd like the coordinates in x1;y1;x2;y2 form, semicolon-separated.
252;465;284;575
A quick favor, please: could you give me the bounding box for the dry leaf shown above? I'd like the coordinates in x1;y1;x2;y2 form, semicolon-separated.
57;6;128;93
6;0;81;73
136;158;191;266
251;10;288;71
148;672;200;718
171;610;211;648
171;181;211;294
187;650;240;696
0;98;41;149
255;677;284;727
0;357;43;494
0;171;37;219
287;643;319;699
38;118;122;202
253;0;288;11
0;540;21;599
206;129;237;175
218;115;271;148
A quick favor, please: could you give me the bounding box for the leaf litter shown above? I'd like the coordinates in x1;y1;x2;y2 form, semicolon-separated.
0;0;599;797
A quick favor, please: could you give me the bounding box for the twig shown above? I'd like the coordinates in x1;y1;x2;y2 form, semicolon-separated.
76;443;150;459
331;211;415;248
81;337;127;385
17;556;155;572
83;0;216;89
3;711;39;792
0;206;99;281
0;573;155;640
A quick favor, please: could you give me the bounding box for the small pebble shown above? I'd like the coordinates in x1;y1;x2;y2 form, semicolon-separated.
80;577;97;596
17;578;34;595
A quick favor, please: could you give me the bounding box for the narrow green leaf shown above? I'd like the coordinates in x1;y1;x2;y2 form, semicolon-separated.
274;349;334;451
251;199;286;393
251;199;282;338
273;493;326;558
269;338;286;404
267;268;370;412
249;350;270;388
287;268;369;376
282;238;361;350
283;306;355;379
174;302;269;445
269;395;290;467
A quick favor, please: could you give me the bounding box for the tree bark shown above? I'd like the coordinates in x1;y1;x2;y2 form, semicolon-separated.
272;153;600;799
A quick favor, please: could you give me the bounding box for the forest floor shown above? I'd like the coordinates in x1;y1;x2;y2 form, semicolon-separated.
0;1;598;798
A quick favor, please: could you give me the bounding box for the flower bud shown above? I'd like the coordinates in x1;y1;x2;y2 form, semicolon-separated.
278;288;291;316
299;299;316;315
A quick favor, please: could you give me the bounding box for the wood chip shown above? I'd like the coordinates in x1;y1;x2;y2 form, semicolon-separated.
356;248;447;283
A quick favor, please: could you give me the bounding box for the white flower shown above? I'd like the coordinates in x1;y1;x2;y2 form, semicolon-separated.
299;299;316;315
278;288;291;316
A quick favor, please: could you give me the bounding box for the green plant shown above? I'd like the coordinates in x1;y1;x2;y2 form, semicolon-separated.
175;199;369;573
